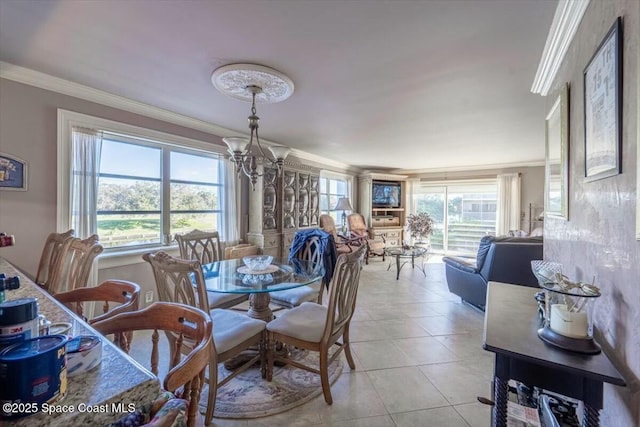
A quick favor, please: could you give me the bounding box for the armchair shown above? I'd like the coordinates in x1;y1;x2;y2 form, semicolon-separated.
443;236;543;310
347;213;385;264
319;214;364;255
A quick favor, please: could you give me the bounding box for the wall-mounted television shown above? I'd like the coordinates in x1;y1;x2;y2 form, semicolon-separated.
372;180;402;208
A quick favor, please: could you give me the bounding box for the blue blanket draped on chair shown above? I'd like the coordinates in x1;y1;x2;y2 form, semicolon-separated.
288;228;336;288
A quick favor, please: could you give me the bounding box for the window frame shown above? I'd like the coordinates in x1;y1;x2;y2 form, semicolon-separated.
96;135;224;250
319;171;353;228
58;109;229;267
412;179;497;255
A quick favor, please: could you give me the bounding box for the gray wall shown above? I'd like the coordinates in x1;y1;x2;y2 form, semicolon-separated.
545;0;639;424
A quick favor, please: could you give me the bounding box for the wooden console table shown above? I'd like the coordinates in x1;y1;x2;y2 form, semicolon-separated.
482;281;625;427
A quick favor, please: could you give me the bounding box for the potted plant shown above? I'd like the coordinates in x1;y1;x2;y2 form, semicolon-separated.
406;212;434;244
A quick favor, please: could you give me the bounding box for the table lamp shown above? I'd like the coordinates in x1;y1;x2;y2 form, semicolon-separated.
334;197;353;234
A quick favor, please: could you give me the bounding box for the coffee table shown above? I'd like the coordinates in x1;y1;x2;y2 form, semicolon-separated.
384;245;429;280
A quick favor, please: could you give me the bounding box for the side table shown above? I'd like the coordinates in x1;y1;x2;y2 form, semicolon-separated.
483;282;625;426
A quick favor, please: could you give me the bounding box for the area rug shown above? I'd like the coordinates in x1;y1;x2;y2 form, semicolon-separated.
199;348;343;419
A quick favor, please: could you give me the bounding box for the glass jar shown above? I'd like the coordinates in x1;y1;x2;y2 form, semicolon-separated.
541;281;600;339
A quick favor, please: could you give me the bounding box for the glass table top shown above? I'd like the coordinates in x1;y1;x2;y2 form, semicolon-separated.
200;257;324;294
384;246;429;257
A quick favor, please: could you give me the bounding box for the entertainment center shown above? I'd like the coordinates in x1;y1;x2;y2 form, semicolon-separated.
358;173;407;247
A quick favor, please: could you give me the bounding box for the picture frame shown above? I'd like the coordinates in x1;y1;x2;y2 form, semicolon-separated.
0;152;28;191
545;83;569;219
583;17;622;182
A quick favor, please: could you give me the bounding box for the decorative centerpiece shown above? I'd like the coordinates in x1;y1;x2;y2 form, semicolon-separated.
537;273;601;354
238;255;278;275
405;212;434;245
242;255;273;271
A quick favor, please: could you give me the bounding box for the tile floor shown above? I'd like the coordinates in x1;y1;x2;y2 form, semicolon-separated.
132;257;495;426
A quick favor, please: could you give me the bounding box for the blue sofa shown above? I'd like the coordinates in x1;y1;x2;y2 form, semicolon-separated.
443;236;543;310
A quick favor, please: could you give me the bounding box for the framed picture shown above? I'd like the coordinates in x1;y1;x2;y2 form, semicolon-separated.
0;153;28;191
583;17;622;182
545;83;569;219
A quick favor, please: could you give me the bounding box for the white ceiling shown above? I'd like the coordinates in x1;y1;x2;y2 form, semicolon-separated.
0;0;557;173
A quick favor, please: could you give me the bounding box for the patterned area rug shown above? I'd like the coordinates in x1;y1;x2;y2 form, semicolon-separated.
199;348;343;419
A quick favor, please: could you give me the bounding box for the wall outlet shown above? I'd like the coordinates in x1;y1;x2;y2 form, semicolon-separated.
144;291;153;304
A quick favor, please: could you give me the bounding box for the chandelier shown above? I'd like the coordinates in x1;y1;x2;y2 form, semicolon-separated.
212;64;294;189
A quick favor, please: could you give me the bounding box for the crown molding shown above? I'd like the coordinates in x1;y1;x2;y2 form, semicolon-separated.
531;0;590;96
392;160;546;176
0;61;235;136
358;171;409;181
0;61;351;171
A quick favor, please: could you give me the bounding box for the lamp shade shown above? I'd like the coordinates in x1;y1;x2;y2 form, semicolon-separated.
222;137;250;153
334;197;353;211
268;145;291;160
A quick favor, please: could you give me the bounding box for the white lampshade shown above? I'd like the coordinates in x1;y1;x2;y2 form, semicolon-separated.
222;137;250;153
268;145;291;160
334;197;353;211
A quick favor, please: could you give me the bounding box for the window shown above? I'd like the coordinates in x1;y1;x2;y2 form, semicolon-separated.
413;181;497;255
319;176;349;227
97;136;222;249
58;110;236;257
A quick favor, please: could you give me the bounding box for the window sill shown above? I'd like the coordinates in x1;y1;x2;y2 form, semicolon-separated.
98;245;180;270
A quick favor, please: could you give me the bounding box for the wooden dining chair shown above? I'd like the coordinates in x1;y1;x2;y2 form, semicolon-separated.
266;244;366;404
175;229;224;264
142;251;267;426
55;279;141;353
47;234;104;294
223;243;259;260
92;302;212;427
270;234;326;308
174;230;247;308
34;229;75;291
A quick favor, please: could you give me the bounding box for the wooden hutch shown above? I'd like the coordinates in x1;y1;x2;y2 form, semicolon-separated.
246;160;321;258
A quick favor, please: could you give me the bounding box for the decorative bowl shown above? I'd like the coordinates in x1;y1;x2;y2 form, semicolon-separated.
243;255;273;271
531;260;563;286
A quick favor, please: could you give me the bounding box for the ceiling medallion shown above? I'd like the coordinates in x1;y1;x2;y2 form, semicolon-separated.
212;63;294;190
211;63;294;104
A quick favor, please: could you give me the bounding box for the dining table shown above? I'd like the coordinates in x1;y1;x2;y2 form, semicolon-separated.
200;257;324;323
0;257;160;426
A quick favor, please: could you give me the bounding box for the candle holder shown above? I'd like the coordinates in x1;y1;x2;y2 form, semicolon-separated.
537;279;601;354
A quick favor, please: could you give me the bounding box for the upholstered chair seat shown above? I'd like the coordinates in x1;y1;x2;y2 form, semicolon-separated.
267;302;328;342
269;284;322;308
209;308;266;353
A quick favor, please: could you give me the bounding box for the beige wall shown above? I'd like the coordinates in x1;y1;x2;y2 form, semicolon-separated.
545;0;639;424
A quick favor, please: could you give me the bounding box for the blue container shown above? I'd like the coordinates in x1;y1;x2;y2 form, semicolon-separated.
0;335;67;419
0;298;39;348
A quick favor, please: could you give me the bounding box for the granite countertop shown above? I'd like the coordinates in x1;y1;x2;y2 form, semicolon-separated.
1;258;160;426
